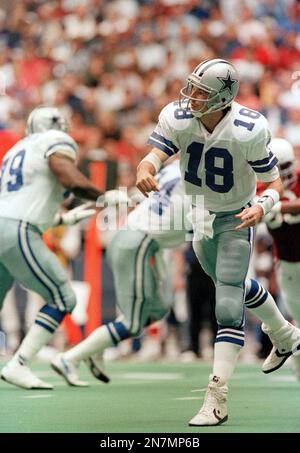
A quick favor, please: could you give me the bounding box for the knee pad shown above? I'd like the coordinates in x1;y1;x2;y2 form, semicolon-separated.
215;284;244;327
216;238;250;286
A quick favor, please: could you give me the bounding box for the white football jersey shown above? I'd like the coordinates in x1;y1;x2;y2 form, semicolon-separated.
148;101;279;212
127;160;191;248
0;130;78;231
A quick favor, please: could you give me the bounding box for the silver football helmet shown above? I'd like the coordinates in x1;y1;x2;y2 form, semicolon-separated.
180;59;240;118
26;106;69;135
268;138;296;189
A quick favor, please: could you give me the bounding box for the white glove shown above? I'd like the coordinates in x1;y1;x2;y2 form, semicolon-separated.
97;190;130;207
54;202;96;226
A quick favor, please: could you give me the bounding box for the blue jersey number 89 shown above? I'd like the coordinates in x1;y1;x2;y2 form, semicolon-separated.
184;143;233;193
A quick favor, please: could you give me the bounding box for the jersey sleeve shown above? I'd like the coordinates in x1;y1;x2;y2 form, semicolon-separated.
44;130;78;162
247;125;279;182
147;105;180;157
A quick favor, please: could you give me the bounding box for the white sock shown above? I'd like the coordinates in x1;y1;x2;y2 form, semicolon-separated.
245;279;286;331
64;326;114;363
250;296;287;331
12;323;53;365
213;342;242;383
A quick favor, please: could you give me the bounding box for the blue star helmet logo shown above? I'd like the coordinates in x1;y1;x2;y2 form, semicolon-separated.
217;70;238;94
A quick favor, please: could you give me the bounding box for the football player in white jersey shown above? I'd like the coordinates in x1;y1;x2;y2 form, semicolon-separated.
263;138;300;380
0;106;118;390
137;58;300;426
50;159;297;394
50;159;193;386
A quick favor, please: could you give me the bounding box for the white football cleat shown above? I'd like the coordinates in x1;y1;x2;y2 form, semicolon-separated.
51;353;89;387
1;361;53;390
85;353;110;383
189;376;228;426
262;322;300;374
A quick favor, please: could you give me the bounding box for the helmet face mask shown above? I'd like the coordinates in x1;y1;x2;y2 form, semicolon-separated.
26;106;69;135
180;83;211;115
179;59;240;118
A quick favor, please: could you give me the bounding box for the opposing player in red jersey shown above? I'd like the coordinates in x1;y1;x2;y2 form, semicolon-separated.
264;138;300;380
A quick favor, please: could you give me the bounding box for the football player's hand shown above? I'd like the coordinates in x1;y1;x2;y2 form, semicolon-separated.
97;190;130;206
235;204;264;231
136;169;159;198
54;202;96;226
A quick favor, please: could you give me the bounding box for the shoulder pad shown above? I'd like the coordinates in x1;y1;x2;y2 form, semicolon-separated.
231;102;269;145
42;130;78;161
159;101;194;132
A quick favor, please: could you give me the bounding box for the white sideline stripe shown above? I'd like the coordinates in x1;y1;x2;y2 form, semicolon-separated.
174;397;201;401
269;375;298;383
117;372;184;381
230;373;258;380
191;388;207;392
22;394;52;399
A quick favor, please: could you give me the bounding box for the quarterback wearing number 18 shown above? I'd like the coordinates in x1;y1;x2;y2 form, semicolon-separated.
137;58;300;427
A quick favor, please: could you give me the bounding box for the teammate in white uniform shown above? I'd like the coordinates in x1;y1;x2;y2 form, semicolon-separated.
0;107;110;390
263;138;300;380
136;58;300;426
50;160;193;386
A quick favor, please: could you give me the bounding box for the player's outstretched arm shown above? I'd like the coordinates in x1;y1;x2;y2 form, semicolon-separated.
272;198;300;215
54;202;97;226
235;177;284;230
49;154;103;201
136;147;169;197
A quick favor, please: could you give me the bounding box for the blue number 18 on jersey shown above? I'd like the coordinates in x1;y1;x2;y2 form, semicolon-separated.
184;143;234;193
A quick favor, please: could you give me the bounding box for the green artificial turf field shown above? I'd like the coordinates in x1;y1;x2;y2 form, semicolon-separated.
0;360;299;433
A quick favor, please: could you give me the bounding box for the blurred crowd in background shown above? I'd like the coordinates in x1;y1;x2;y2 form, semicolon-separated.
0;0;299;362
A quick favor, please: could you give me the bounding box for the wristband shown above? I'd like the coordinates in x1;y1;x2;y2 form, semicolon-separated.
139;152;162;174
256;189;280;215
